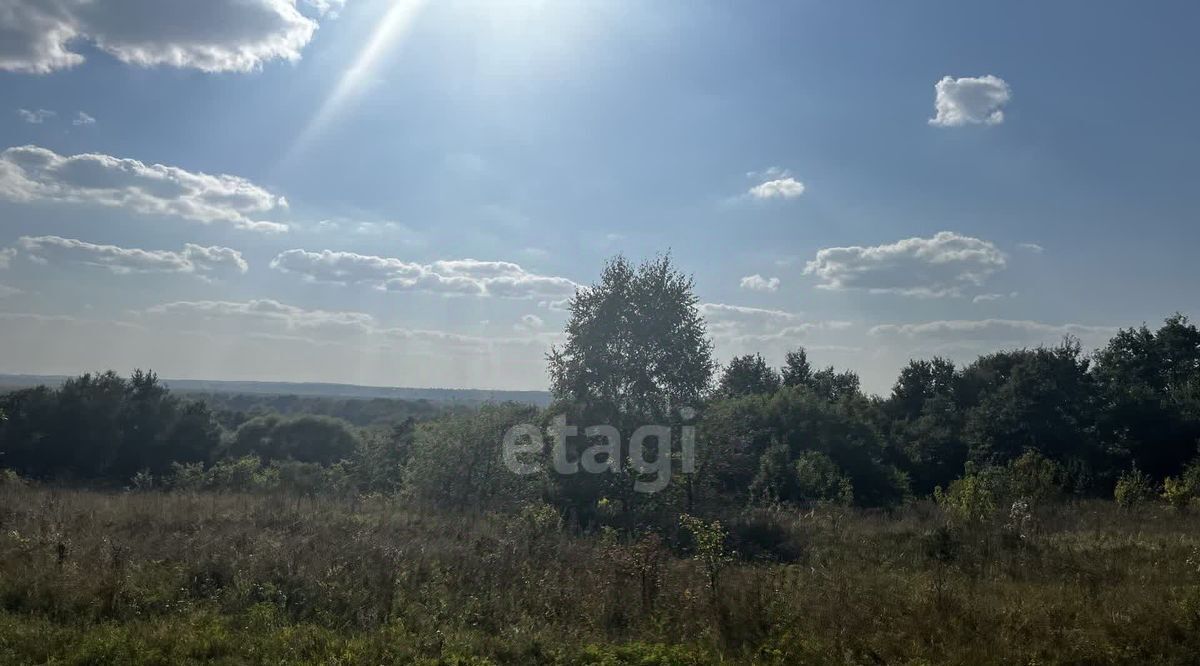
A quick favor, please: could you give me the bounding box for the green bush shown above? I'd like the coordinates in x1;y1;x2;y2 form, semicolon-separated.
1162;462;1200;510
935;469;1000;528
793;450;854;505
1005;450;1063;503
1115;466;1157;508
1163;476;1193;510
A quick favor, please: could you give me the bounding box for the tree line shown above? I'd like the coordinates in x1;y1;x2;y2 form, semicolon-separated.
2;255;1199;528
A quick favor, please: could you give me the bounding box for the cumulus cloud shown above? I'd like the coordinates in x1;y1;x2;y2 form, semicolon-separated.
749;177;805;200
739;274;780;292
72;111;95;126
16;108;54;123
929;75;1011;127
270;249;421;284
0;0;321;74
746;167;805;200
0;145;288;231
18;235;248;277
803;231;1007;297
0;247;14;269
271;249;579;299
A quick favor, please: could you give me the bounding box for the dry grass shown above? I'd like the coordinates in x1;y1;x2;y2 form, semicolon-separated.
2;484;1200;664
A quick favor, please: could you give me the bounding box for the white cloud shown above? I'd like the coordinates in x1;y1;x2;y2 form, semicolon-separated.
0;247;14;269
739;274;780;292
0;0;321;74
144;299;376;336
1018;242;1045;254
748;177;805;200
745;168;805;200
700;302;802;338
141;298;561;355
929;75;1011;127
271;249;579;299
803;231;1007;297
304;218;424;244
270;249;422;284
72;111;95;126
303;0;345;18
18;235;248;277
16;108;54;123
719;320;853;345
0;284;19;298
972;291;1018;304
0;145;288;231
869;318;1117;347
700;302;855;364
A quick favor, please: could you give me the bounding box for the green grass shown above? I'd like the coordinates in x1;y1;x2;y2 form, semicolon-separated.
3;485;1200;664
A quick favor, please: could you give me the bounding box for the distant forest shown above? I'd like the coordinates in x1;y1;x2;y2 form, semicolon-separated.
2;256;1200;524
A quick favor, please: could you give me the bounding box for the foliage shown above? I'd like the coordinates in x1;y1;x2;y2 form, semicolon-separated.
226;413;359;465
545;254;714;524
547;253;714;421
1115;466;1158;508
717;354;780;398
0;370;219;481
679;513;733;592
793;450;854;505
1163;476;1194;511
934;452;1064;528
935;468;1001;529
702;385;907;508
404;403;542;509
748;447;852;506
1162;460;1200;510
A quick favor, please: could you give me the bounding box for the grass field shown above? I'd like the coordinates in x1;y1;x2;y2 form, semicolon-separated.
3;483;1200;664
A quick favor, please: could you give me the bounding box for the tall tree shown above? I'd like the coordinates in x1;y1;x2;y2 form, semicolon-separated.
1092;315;1200;479
547;254;715;524
717;353;781;398
781;348;813;388
548;254;714;421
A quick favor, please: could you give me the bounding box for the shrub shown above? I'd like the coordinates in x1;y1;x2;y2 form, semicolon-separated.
129;469;155;491
519;500;563;534
1166;458;1200;511
1115;466;1157;508
935;469;1000;528
1005;450;1063;504
793;450;854;505
1163;476;1193;510
679;514;733;592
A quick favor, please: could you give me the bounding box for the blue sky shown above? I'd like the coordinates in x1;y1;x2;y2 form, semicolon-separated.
1;0;1198;393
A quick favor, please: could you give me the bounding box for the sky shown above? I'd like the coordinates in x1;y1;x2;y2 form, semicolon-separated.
1;0;1198;394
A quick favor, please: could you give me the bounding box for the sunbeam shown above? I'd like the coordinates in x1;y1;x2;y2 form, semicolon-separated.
286;0;429;163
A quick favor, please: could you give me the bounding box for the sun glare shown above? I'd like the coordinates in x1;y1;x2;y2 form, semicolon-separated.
289;0;429;160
